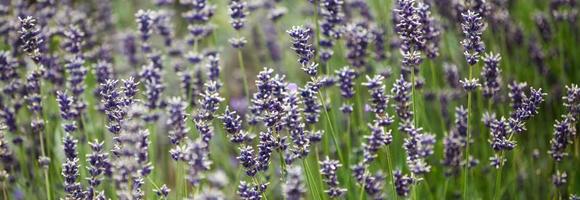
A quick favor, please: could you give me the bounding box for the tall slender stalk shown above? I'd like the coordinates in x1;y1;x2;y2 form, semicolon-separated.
318;92;344;163
463;65;474;200
386;146;396;200
493;154;503;200
237;50;250;101
303;159;322;200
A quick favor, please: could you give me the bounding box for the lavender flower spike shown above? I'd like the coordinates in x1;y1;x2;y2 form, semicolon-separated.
460;9;486;66
320;157;346;197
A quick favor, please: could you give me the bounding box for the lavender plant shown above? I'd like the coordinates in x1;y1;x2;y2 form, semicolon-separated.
0;1;577;200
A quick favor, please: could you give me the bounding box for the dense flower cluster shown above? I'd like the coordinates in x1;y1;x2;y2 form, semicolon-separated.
320;157;346;198
0;1;577;200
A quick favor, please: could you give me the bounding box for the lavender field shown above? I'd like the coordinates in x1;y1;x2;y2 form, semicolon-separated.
0;0;578;199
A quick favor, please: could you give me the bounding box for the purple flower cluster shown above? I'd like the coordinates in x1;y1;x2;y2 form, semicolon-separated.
319;0;344;62
135;10;155;52
481;52;502;99
393;170;414;197
140;59;165;122
184;138;212;186
418;3;441;59
283;166;306;200
460;10;486;65
65;56;88;119
166;97;189;145
403;125;436;175
392;75;413;128
111;104;153;199
238;181;268;200
18;16;43;62
300;80;322;125
345;24;372;68
229;0;249;48
352;164;386;200
62;134;83;199
443;106;469;175
86;140;110;199
287;26;317;76
394;0;425;52
320;157;346;198
219;106;247;143
336;66;358;99
362;123;392;164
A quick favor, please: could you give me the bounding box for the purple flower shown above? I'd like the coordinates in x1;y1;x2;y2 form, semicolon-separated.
120;32;139;66
154;184;170;198
393;170;414;197
489;116;515;152
256;129;276;172
481;52;502;99
287;26;316;74
563;84;580;119
460;10;486;65
320;0;344;39
135;10;154;43
549;0;578;22
18;16;43;62
62;157;83;199
508;81;528;111
86;139;109;199
62;25;85;55
443;63;460;89
392;75;413;126
238;181;267;200
99;80;124;135
460;78;481;92
229;0;248;30
283;166;306;200
363;75;391;116
319;0;345;62
184;139;212;186
552;170;567;187
182;0;216;24
371;25;387;61
363;123;392;163
206;53;221;82
140;62;165;122
394;0;425;52
418;2;441;59
166;97;189;145
335;66;358;98
300;81;322;125
403;125;436;175
25;68;44;114
229;37;247;49
153;10;174;47
320;157;346;198
345;24;372;68
237;145;257;176
548;115;576;162
534;13;553;42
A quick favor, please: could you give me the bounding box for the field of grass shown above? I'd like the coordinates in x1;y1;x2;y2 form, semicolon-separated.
0;0;578;199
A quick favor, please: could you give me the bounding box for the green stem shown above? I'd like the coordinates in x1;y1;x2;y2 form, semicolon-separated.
318;92;344;163
303;159;322;200
386;146;396;200
463;66;473;200
358;172;366;200
493;161;503;200
442;178;449;199
38;125;51;200
411;68;417;127
238;50;250;101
